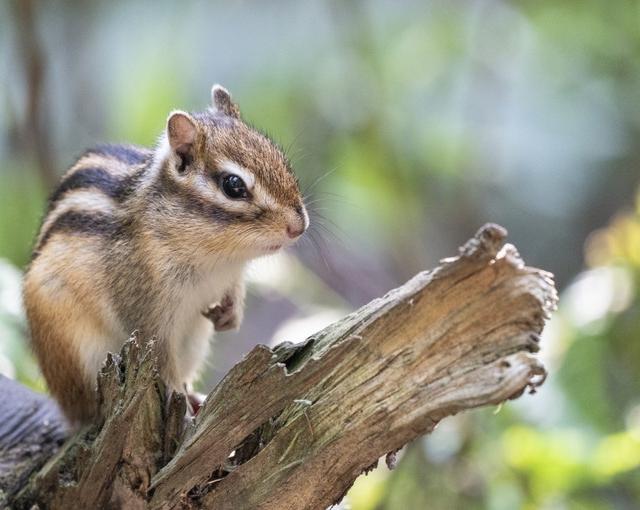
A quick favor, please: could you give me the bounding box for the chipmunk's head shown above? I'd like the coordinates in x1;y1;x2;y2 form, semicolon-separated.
155;85;308;261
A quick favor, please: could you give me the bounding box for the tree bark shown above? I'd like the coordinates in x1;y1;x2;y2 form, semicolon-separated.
1;224;557;510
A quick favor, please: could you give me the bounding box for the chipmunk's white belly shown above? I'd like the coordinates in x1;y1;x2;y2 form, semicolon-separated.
75;259;244;390
162;262;244;386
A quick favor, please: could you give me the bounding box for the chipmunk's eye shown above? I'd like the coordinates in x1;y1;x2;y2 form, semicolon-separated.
221;174;248;199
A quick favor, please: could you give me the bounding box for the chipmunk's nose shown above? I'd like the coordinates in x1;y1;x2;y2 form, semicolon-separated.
286;223;305;239
286;205;308;239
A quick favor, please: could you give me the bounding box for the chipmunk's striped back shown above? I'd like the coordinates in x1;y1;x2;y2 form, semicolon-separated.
24;85;308;426
34;144;152;259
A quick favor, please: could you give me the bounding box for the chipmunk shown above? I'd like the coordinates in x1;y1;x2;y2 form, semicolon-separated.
23;85;308;425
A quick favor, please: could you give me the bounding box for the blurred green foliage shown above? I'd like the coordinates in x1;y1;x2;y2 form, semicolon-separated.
1;0;639;508
0;161;46;267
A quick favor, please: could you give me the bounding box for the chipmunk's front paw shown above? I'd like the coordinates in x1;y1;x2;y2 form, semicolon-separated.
207;294;241;331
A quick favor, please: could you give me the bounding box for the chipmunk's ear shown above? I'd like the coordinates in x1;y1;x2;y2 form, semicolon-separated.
211;84;240;119
167;111;197;155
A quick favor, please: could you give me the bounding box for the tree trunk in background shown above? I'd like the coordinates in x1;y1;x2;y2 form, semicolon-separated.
0;224;557;510
12;0;57;190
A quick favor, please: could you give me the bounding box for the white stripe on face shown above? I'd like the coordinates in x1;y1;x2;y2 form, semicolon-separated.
220;160;255;191
219;159;284;211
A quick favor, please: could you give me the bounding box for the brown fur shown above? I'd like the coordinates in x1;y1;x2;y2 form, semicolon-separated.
24;85;308;426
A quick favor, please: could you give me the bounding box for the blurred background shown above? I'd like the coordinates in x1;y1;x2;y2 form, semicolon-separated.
1;0;639;508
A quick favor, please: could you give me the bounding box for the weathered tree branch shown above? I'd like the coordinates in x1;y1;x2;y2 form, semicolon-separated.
1;224;557;509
